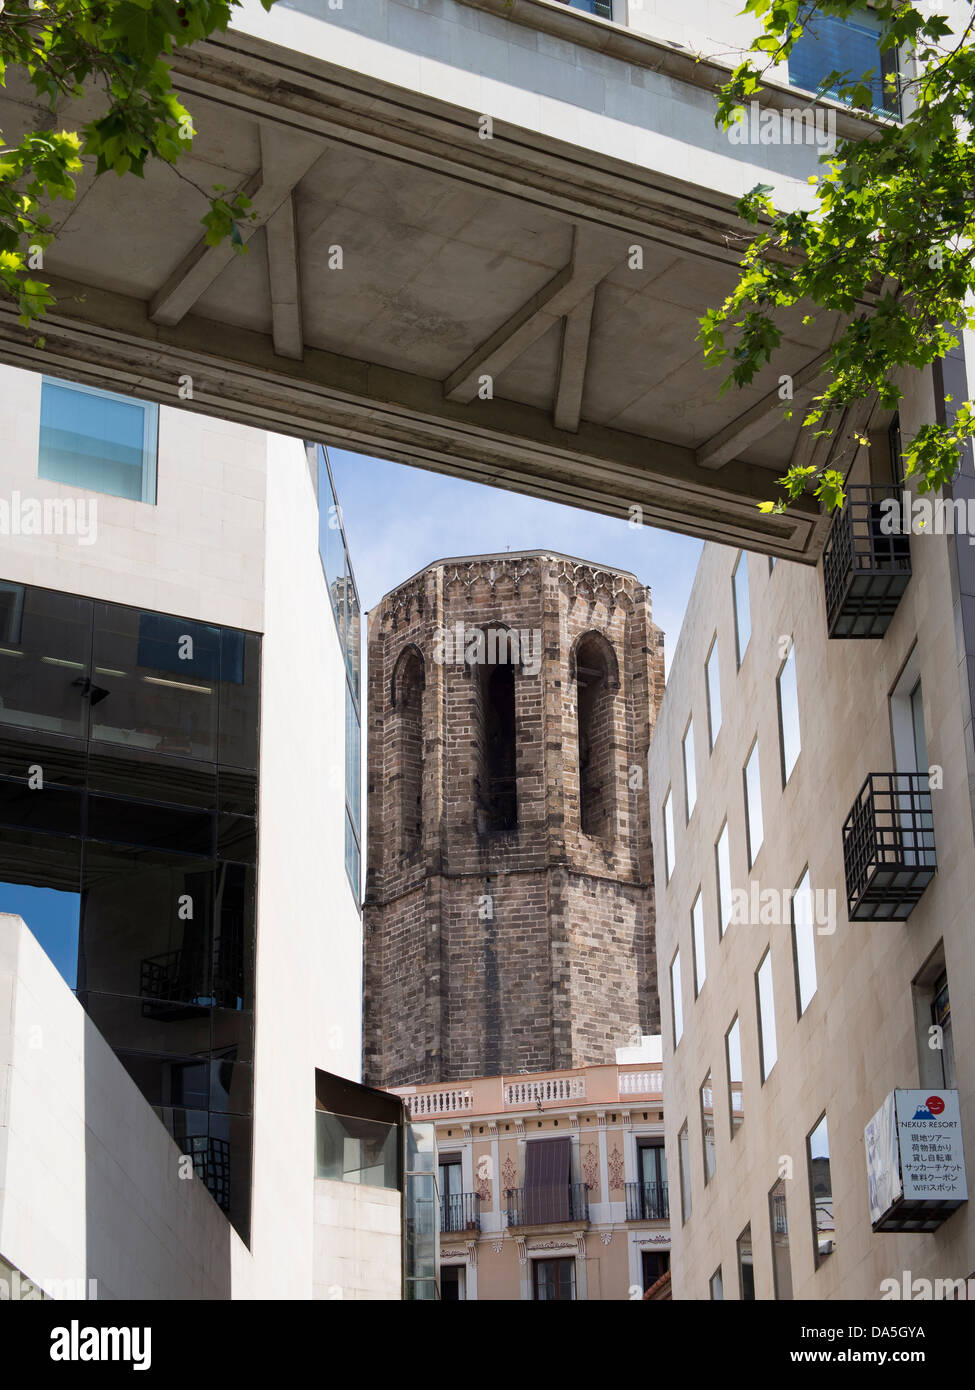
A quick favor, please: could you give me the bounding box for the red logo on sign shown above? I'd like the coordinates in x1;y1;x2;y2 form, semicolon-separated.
926;1095;945;1116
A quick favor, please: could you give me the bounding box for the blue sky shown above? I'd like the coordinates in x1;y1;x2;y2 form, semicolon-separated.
327;448;704;671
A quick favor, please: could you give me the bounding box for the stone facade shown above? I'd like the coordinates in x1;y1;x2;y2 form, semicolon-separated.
363;552;664;1086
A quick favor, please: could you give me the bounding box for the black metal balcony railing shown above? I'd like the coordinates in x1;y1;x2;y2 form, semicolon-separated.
441;1191;481;1234
624;1181;669;1222
504;1184;590;1228
823;485;911;638
843;773;936;921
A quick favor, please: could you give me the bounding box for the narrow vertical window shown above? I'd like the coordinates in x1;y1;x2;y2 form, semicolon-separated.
682;718;697;819
715;822;732;937
475;647;518;833
392;646;425;858
756;948;778;1081
710;1267;724;1300
700;1070;716;1184
733;552;751;667
791;868;818;1016
575;632;617;837
737;1224;755;1300
671;949;683;1048
807;1114;835;1265
691;890;706;996
777;642;801;785
706;638;722;750
662;788;675;883
743;739;764;868
678;1121;692;1224
726;1015;743;1136
769;1178;793;1300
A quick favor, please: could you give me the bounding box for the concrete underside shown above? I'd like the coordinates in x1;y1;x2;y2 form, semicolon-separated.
0;0;868;559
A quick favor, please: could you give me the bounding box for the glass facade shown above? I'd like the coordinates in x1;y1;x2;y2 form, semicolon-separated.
0;581;259;1240
404;1122;440;1300
314;444;361;902
315;1110;399;1188
788;9;900;118
39;378;158;503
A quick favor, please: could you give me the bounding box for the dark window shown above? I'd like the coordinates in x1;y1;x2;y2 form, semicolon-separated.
440;1265;463;1301
737;1223;755;1299
477;657;517;833
641;1250;669;1292
769;1177;793;1300
0;582;260;1243
533;1257;576;1301
392;646;425;858
575;632;617;837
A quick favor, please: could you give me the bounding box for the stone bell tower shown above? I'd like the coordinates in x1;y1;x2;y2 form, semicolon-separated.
362;551;664;1087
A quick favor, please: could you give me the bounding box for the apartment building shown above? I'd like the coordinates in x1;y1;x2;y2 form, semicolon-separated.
390;1041;669;1300
0;363;422;1299
649;354;975;1299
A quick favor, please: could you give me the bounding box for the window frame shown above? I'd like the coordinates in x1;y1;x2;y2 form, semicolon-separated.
715;821;732;938
691;888;706;997
662;786;675;884
705;636;722;751
756;947;778;1083
791;867;818;1018
39;375;159;504
743;737;764;869
732;551;751;669
807;1112;835;1269
682;716;697;821
670;948;683;1049
776;641;801;787
725;1014;743;1139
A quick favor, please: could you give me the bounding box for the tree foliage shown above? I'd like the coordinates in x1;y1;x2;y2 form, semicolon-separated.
699;0;975;512
0;0;274;326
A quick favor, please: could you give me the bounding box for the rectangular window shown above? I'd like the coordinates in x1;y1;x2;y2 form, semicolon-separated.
743;739;764;868
733;552;751;667
691;890;706;996
737;1224;755;1300
913;946;957;1090
706;638;722;750
682;718;697;820
700;1070;716;1184
39;377;158;502
710;1267;724;1300
788;7;900;117
670;949;683;1048
807;1114;835;1266
345;678;361;901
533;1257;576;1301
791;869;818;1016
678;1121;692;1224
777;642;801;785
716;822;732;937
756;948;777;1082
662;788;675;884
769;1177;793;1300
726;1015;743;1136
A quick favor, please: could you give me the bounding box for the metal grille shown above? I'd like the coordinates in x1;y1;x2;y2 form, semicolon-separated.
624;1181;669;1221
843;773;936;920
441;1192;481;1233
503;1184;590;1228
823;486;911;638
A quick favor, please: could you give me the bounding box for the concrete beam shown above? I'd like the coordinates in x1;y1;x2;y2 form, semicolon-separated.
554;289;596;434
0;273;828;563
696;351;831;470
149;126;320;329
265;192;303;361
444;228;620;404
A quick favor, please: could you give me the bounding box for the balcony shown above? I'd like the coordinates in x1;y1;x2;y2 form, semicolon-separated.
843;774;936;921
625;1181;669;1222
504;1184;590;1228
441;1192;481;1234
823;485;911;638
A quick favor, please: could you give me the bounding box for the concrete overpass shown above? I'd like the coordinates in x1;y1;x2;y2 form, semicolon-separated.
0;0;880;560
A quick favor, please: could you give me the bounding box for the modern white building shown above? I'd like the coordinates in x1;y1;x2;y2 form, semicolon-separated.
0;362;430;1299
